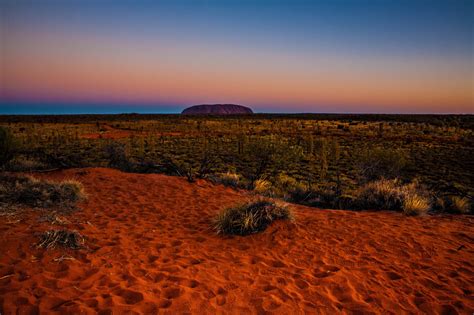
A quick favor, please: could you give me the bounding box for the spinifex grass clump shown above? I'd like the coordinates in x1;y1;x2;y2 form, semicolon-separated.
208;172;244;189
355;179;430;215
0;175;86;211
37;229;84;249
435;195;472;214
214;199;293;236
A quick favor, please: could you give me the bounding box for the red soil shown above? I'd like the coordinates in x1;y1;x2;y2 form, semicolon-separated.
1;168;473;314
80;131;184;140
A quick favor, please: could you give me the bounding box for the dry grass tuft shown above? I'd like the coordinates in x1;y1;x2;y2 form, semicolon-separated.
37;229;84;249
0;175;86;211
209;172;242;188
3;155;48;172
274;174;311;202
449;196;471;214
356;179;404;210
356;179;430;215
402;193;430;216
253;179;272;194
213;199;293;236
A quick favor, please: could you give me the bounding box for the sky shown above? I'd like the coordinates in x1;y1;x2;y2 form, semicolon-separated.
0;0;473;114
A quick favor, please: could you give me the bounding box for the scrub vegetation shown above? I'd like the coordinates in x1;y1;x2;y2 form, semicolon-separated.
0;175;86;213
213;199;293;235
0;113;472;215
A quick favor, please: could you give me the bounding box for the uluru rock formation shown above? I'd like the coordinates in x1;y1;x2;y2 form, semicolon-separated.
181;104;253;115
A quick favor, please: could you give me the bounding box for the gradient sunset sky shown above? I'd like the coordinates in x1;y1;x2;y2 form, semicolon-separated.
1;0;473;114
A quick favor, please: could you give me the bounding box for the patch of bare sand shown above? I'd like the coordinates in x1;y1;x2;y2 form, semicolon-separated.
1;168;472;314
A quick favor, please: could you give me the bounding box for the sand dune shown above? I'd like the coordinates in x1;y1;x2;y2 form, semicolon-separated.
1;168;473;314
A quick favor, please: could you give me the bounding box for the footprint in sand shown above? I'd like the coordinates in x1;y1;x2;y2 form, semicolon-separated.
271;260;287;268
157;299;172;308
295;278;310;289
115;288;144;305
161;287;181;300
313;265;340;278
386;271;403;280
183;279;200;288
214;287;227;306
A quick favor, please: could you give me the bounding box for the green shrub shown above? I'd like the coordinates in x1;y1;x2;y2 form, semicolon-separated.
274;174;311;202
242;139;304;186
0;126;15;166
213;199;293;235
104;142;131;171
3;155;47;171
357;148;408;182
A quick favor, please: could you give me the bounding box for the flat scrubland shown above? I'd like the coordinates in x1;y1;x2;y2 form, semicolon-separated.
0;114;473;313
1;114;473;210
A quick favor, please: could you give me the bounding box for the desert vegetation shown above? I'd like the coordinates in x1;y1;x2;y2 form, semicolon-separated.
37;229;85;250
213;199;293;235
354;179;431;215
0;114;472;215
0;126;15;167
0;175;86;212
0;173;87;256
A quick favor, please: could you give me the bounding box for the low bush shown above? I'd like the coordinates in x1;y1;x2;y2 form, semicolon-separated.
0;126;15;166
253;179;272;194
402;193;430;216
104;142;131;171
275;174;310;202
213;199;293;235
303;187;353;209
355;179;430;215
241;139;304;186
208;172;243;188
356;179;404;210
357;148;408;182
0;175;86;211
449;196;471;214
3;155;48;172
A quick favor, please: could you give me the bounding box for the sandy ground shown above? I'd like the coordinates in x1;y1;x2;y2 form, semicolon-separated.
0;168;473;314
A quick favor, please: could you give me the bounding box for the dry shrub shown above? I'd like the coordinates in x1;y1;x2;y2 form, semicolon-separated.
434;197;446;211
0;126;15;166
275;174;310;202
0;175;86;211
402;193;430;216
104;141;131;171
37;229;84;249
4;155;48;172
356;179;404;210
433;195;471;214
213;199;293;235
209;172;242;188
449;196;471;214
357;148;408;182
253;179;272;194
356;179;430;215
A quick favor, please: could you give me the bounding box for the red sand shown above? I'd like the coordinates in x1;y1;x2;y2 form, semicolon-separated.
80;124;183;139
1;168;473;314
81;131;185;140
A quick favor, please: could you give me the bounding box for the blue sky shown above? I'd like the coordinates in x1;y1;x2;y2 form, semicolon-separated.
1;0;472;114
